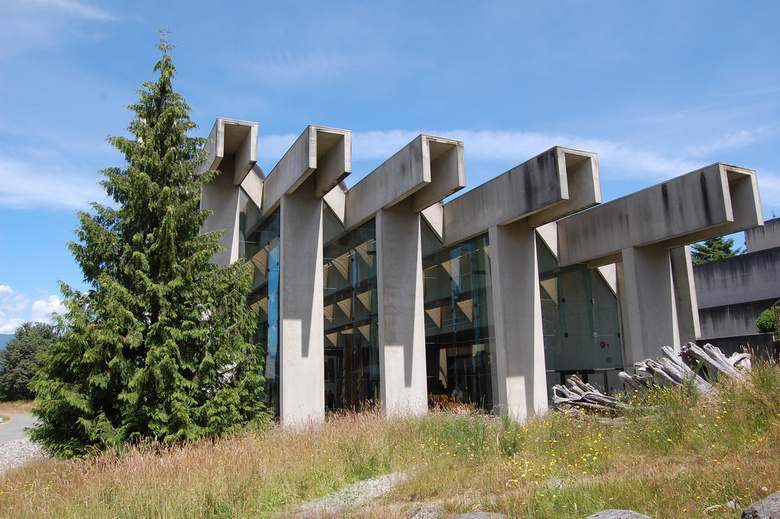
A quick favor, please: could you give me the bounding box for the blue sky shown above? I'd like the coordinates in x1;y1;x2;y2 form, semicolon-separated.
1;0;779;333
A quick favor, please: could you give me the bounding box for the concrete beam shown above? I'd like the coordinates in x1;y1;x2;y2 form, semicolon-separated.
346;135;465;229
442;147;600;246
263;126;351;214
199;118;258;185
558;163;762;268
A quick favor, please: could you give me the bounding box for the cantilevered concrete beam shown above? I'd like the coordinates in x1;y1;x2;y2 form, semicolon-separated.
437;146;601;421
200;117;259;185
349;134;464;417
200;118;260;267
262;126;351;215
442;146;600;247
558;163;762;268
557;163;762;363
346;135;465;229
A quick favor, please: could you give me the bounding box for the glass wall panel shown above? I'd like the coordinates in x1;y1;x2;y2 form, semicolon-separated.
423;232;494;409
537;236;622;394
323;216;379;411
239;190;280;415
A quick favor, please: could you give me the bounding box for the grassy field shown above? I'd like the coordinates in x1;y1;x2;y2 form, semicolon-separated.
0;362;778;518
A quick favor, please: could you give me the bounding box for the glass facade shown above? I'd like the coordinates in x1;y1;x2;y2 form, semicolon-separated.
239;191;281;415
423;227;495;409
322;210;379;411
537;235;623;394
237;191;625;417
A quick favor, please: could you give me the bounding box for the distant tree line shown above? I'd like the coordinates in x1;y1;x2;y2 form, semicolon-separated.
0;322;58;401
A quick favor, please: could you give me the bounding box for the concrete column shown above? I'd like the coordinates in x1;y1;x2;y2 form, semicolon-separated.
201;167;240;267
278;175;325;425
376;200;428;417
489;220;548;420
670;245;701;343
620;243;679;364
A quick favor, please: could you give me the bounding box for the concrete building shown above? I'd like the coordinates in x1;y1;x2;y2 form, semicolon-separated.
694;217;780;353
199;117;764;425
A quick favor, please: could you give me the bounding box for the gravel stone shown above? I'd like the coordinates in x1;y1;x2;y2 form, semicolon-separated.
294;471;408;516
0;438;48;474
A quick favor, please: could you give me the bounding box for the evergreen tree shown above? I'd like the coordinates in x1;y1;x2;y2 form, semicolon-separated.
31;32;264;457
0;322;58;401
691;236;744;265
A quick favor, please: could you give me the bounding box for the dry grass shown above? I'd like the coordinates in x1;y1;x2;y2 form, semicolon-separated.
0;363;778;518
0;401;35;415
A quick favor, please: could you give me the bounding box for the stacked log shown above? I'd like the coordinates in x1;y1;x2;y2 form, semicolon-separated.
552;342;751;415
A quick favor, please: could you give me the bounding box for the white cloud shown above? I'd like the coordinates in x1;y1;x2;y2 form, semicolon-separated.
245;50;351;85
0;0;114;58
260;128;709;186
0;287;63;333
32;0;115;21
0;310;24;335
30;295;65;323
1;294;29;314
0;154;106;210
258;134;299;165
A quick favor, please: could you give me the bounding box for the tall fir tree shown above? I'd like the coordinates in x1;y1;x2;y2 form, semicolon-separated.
31;32;265;457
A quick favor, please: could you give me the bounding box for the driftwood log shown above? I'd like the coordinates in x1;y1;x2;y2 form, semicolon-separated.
553;342;751;414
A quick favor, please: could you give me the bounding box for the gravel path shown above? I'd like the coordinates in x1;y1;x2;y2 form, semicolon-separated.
293;471;409;517
0;414;49;475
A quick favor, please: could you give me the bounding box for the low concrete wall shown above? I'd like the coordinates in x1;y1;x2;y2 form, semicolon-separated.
696;333;777;360
746;217;780;253
695;247;780;309
698;298;777;338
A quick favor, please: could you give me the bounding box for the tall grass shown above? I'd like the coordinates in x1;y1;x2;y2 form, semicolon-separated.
0;362;778;518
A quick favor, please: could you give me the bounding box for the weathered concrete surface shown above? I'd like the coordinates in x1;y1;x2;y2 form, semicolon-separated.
263;125;351;214
200;118;259;267
746;216;780;253
347;135;464;229
443;146;600;246
279;175;326;425
489;219;548;420
376;200;428;417
558;163;762;268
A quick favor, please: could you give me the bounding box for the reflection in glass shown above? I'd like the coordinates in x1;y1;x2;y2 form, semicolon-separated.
240;190;280;415
423;230;494;410
323;214;379;411
537;235;623;394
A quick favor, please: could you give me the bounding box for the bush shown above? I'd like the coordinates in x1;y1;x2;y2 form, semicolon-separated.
756;307;778;337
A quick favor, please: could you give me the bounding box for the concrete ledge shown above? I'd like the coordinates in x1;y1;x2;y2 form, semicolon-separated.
346;135;465;229
558;163;763;267
263;126;351;214
442;146;600;246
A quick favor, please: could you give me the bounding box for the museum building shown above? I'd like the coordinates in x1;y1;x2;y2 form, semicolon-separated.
198;118;764;426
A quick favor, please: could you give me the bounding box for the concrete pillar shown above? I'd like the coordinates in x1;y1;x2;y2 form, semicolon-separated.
376;199;428;417
489;220;548;420
670;245;701;343
620;243;679;364
201;166;240;267
278;175;325;425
